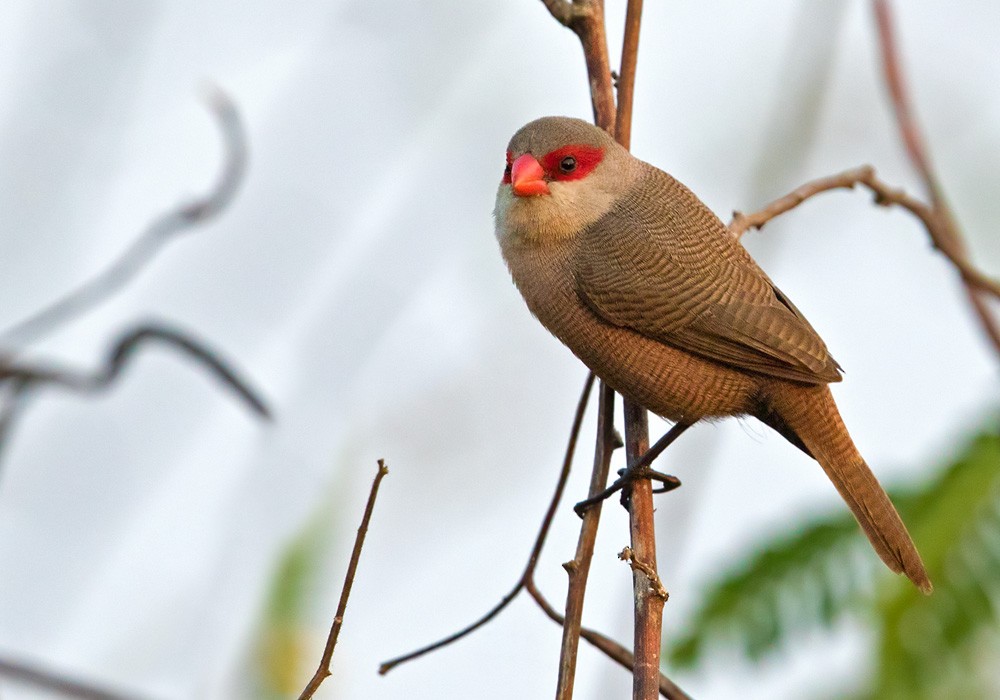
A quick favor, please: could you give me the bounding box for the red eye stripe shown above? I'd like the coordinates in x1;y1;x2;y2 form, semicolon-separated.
540;145;604;181
502;150;513;184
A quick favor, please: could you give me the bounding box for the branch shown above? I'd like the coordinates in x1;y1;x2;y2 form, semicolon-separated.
608;3;671;697
379;373;596;675
543;1;671;696
872;0;1000;353
377;372;690;694
0;87;248;349
556;380;616;698
524;579;691;699
0;322;271;421
727;165;1000;301
541;0;617;133
0;654;154;700
623;402;664;700
615;0;644;150
298;461;389;700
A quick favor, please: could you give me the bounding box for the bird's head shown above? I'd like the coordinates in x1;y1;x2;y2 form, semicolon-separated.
494;116;641;245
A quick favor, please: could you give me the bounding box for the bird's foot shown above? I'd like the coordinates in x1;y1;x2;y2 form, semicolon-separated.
573;466;681;516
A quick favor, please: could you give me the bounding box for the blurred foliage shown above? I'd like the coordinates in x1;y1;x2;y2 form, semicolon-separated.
247;513;334;699
668;421;1000;699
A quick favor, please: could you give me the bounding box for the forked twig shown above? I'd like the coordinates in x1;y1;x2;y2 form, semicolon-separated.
0;322;270;418
298;460;389;700
728;163;1000;304
378;372;690;697
379;374;596;674
0;322;271;473
0;87;248;350
543;1;675;697
525;579;692;700
872;0;1000;352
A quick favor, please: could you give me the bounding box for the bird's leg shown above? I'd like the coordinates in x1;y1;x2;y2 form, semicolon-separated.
574;422;692;515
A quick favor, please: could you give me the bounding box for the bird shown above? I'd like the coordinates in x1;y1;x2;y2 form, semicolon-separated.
494;115;931;594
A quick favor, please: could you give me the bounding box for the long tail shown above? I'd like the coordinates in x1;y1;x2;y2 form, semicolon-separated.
765;383;932;594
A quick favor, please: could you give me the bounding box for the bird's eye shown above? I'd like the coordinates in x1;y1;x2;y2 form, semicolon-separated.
559;156;577;173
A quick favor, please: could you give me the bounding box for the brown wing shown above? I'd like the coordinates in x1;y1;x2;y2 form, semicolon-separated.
573;165;842;385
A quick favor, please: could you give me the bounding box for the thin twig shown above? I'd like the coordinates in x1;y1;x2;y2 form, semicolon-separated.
556;380;615;699
615;0;644;151
623;402;663;700
547;0;669;695
0;322;271;420
872;0;1000;353
379;373;596;675
727;165;1000;301
0;654;153;700
541;0;617;133
376;371;689;695
525;579;692;700
0;87;248;349
298;460;389;700
608;2;669;697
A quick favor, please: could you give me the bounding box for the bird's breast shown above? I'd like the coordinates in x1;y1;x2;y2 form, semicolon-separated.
500;237;759;422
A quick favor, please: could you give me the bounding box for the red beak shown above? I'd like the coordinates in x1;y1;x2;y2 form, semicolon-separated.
511;154;550;196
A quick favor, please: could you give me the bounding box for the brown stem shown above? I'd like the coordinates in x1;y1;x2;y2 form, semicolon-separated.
727;165;1000;303
872;0;1000;354
526;579;691;700
541;1;617;134
615;0;644;150
556;380;616;699
610;3;667;697
298;461;389;700
623;402;663;700
379;373;596;675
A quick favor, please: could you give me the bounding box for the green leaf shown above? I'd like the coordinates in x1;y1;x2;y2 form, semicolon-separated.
669;514;864;668
667;421;1000;700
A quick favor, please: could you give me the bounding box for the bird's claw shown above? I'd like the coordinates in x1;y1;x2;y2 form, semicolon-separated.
573;465;681;516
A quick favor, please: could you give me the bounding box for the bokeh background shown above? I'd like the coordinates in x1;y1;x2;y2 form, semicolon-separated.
0;1;997;698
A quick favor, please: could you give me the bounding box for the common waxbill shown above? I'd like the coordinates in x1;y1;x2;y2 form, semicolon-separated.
494;116;930;593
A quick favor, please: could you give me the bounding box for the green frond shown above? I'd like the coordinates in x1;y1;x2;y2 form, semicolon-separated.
865;429;1000;700
667;422;1000;698
668;513;864;668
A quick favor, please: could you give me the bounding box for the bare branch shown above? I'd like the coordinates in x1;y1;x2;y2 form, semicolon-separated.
623;402;664;700
0;87;248;349
541;0;616;133
376;372;689;696
379;373;596;675
0;322;271;421
872;0;1000;353
614;0;644;150
0;654;154;700
298;460;389;700
727;165;1000;301
544;1;672;695
556;380;615;698
525;580;692;699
